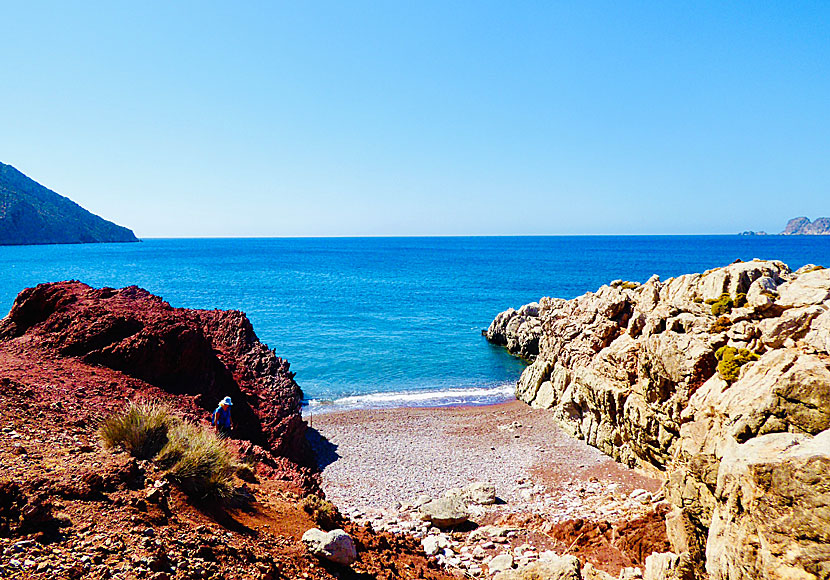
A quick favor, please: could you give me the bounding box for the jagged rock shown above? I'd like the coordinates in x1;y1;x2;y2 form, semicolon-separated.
776;267;830;308
0;282;314;472
484;303;541;359
418;496;469;528
493;555;580;580
301;528;357;566
706;430;830;580
643;552;680;580
487;259;830;580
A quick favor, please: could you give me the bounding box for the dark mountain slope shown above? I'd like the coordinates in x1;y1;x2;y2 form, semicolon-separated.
0;161;138;245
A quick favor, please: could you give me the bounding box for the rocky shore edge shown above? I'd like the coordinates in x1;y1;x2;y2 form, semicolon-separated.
486;259;830;580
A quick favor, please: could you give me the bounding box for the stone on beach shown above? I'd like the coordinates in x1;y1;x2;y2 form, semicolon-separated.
492;554;581;580
418;495;469;528
487;553;515;574
301;528;357;566
465;481;497;505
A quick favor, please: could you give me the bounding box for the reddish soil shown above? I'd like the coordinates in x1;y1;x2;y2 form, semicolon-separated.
0;282;453;580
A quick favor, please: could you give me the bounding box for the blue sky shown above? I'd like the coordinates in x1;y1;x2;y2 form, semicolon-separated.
1;2;828;236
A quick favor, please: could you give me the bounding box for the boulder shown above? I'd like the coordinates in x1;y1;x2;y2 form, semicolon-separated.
464;481;496;505
487;553;515;574
301;528;357;566
493;554;580;580
485;303;542;359
418;496;469;528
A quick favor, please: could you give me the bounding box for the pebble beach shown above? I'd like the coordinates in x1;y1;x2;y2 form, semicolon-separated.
306;400;667;576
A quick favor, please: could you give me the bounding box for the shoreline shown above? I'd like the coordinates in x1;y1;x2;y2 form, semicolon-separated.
302;384;519;417
308;399;667;576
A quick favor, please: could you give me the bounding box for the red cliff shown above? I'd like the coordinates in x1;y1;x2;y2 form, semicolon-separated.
0;281;314;479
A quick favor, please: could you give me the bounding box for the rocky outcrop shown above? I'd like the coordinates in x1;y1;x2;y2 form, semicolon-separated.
781;216;830;235
0;161;138;245
484;302;542;359
487;260;830;579
0;281;313;469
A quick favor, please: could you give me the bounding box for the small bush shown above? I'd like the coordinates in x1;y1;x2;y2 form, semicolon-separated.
101;403;239;503
99;402;174;459
734;293;747;308
710;293;733;316
710;316;732;333
163;422;237;501
716;346;759;383
803;265;825;273
302;494;342;530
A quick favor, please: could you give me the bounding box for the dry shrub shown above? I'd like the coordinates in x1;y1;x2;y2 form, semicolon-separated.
161;421;237;501
98;402;173;459
101;403;238;503
302;494;341;529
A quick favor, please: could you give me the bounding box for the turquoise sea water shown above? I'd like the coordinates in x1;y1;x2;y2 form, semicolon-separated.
1;236;828;411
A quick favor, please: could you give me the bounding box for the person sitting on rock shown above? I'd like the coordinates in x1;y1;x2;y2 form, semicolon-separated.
212;396;234;436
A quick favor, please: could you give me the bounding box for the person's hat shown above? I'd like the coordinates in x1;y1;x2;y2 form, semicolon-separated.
221;396;233;406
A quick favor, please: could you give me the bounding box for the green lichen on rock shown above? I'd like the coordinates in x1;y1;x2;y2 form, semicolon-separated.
611;280;640;290
715;346;760;383
710;293;734;316
710;316;733;333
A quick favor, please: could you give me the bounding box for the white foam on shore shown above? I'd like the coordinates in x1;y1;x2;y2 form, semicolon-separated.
304;384;516;414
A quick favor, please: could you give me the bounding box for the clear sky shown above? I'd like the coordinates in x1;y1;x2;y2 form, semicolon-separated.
1;2;828;237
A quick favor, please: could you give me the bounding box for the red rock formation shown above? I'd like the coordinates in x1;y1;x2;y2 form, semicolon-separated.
0;281;314;471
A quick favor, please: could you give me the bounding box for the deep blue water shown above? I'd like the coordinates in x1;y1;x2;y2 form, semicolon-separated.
1;236;828;411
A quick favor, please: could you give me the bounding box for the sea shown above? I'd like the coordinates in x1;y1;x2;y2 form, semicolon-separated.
1;236;828;412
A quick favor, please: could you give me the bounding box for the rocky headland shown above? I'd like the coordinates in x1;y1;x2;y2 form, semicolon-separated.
0;162;138;245
486;259;830;579
781;217;830;235
0;282;450;579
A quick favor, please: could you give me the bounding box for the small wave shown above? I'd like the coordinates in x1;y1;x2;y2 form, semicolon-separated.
304;384;516;414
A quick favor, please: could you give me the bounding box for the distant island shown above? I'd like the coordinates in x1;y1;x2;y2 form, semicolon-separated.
740;216;830;236
0;161;138;245
781;216;830;235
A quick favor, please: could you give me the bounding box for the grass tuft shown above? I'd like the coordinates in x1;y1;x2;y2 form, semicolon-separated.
100;402;239;503
163;421;237;501
99;402;174;459
710;316;732;333
302;494;342;530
